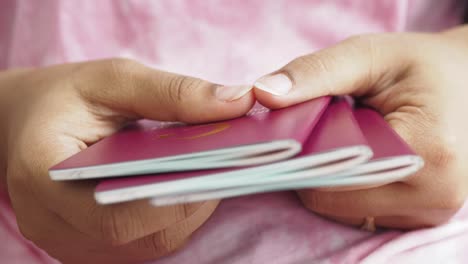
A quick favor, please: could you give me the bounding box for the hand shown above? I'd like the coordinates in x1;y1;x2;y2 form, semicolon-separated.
1;59;254;263
253;26;468;229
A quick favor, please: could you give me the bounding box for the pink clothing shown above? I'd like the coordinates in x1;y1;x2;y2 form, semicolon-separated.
0;0;466;263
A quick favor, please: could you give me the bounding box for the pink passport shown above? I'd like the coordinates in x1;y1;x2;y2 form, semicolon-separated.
94;98;424;205
96;99;369;191
144;101;424;207
49;97;331;180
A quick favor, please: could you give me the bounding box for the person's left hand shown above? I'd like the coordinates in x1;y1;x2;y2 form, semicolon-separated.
1;59;254;263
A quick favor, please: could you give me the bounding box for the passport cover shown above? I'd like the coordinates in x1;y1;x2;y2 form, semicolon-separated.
147;105;424;206
46;94;423;205
94;98;381;204
49;97;331;180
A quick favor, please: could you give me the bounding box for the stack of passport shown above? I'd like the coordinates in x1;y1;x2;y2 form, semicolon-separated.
49;97;423;206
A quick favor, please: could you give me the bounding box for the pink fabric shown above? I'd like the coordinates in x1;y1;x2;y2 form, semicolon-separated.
0;0;466;263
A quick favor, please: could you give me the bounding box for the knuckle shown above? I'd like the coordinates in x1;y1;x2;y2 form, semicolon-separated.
135;203;211;258
288;53;336;94
292;54;334;76
167;76;204;104
165;76;208;121
141;230;188;258
98;207;138;246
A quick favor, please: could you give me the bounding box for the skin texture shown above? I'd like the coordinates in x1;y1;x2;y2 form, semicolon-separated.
0;59;255;263
253;26;468;229
0;25;468;263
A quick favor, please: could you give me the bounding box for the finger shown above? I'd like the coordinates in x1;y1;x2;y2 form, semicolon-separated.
49;179;219;245
314;182;389;192
253;33;413;110
10;131;219;245
73;58;255;123
320;214;446;230
14;193;217;264
121;198;219;262
297;183;420;218
11;58;252;247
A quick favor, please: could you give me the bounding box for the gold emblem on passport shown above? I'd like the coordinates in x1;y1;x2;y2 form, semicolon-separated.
156;123;230;140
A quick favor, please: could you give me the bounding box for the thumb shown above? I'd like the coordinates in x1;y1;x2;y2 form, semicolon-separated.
74;58;255;123
253;34;412;109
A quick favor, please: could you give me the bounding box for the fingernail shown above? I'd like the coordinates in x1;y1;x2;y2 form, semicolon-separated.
254;73;292;95
214;85;252;101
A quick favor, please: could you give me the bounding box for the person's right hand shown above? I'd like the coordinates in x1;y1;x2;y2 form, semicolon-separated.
0;59;254;263
252;27;468;229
